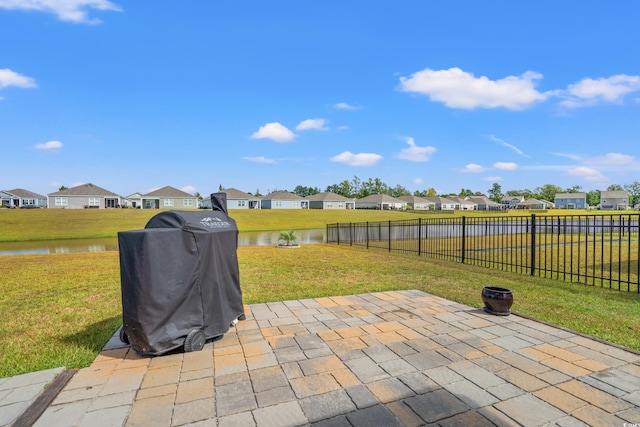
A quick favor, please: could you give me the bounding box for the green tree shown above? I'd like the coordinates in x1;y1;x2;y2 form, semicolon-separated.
325;180;353;198
624;181;640;206
219;184;224;191
459;188;473;197
535;184;563;202
488;183;503;203
586;190;600;207
194;192;203;201
293;185;320;197
58;185;68;191
565;185;583;193
390;184;411;198
607;184;624;191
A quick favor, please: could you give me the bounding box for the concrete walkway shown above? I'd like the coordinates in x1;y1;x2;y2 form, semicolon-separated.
8;290;640;426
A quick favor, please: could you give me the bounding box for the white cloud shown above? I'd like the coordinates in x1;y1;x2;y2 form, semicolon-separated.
250;122;296;143
180;185;196;193
395;137;436;162
399;67;548;110
566;167;607;182
560;74;640;108
0;0;122;24
243;156;276;164
413;177;423;185
488;135;528;157
337;125;349;131
494;162;518;171
296;118;328;131
334;102;360;110
330;151;382;167
463;163;485;173
35;140;63;150
483;176;503;182
0;68;37;90
589;152;634;166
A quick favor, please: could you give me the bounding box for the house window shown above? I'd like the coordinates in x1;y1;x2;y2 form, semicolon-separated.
183;199;193;207
292;201;299;207
326;202;333;208
275;201;282;207
164;199;174;207
55;197;68;206
238;200;246;207
23;199;35;206
88;198;100;207
338;202;343;208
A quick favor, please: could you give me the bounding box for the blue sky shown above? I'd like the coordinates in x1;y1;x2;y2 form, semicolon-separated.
2;1;640;198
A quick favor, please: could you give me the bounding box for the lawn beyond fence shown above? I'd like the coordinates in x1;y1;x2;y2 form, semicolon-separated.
327;213;640;292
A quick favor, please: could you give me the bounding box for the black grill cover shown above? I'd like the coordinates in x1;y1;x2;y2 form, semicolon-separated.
118;193;243;355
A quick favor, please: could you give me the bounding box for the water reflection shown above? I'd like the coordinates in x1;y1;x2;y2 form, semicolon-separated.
0;229;325;256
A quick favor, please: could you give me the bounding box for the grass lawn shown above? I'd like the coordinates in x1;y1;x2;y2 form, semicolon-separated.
1;244;639;378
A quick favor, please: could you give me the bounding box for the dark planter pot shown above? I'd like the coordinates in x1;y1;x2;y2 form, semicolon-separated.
481;286;513;316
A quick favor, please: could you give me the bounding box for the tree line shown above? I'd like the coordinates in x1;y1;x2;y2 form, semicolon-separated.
283;177;640;207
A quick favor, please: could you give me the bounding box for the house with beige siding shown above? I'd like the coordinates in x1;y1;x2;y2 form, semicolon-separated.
448;196;477;210
1;188;47;208
47;183;122;209
305;192;355;209
356;194;406;210
599;190;629;210
467;196;503;210
140;186;198;209
554;192;586;209
398;195;435;211
222;188;262;209
424;196;459;211
260;190;307;209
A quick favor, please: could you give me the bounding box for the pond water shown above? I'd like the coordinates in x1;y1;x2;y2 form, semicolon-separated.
0;229;326;256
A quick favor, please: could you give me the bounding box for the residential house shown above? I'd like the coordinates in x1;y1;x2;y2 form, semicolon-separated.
554;192;587;209
222;188;262;209
501;196;524;209
424;196;459;211
305;192;355;209
516;198;553;209
355;194;406;210
398;195;435;211
141;186;198;209
47;183;122;209
599;190;629;210
466;196;502;211
123;192;143;209
448;196;477;210
1;188;47;208
260;190;307;209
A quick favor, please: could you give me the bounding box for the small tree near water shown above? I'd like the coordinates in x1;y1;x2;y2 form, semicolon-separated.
278;230;298;246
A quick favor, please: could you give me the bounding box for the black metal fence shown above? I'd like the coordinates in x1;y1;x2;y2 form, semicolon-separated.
326;214;640;292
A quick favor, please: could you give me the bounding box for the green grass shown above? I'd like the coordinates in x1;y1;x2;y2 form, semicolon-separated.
1;245;639;378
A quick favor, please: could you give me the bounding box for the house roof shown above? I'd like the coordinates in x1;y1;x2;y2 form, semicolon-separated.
261;190;303;200
398;195;434;204
48;183;120;197
600;190;629;198
555;192;586;199
467;196;501;206
424;196;458;204
519;198;545;206
5;188;46;199
357;194;405;203
143;186;195;198
448;196;476;206
304;192;353;202
222;188;256;200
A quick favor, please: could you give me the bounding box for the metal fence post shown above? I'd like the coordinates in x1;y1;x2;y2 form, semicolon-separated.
366;221;369;249
418;217;422;256
388;220;392;252
461;216;466;263
530;214;537;276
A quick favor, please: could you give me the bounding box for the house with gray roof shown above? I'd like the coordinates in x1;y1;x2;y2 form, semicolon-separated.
260;190;307;209
305;192;355;209
600;190;629;210
554;192;586;209
466;196;503;211
222;188;262;209
501;195;524;209
355;194;406;210
398;195;435;211
47;183;122;209
424;196;459;211
516;198;553;209
1;188;47;208
448;196;477;210
140;186;198;209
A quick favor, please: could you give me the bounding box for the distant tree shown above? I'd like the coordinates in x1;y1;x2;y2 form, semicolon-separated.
326;180;354;198
607;184;624;191
360;177;389;198
58;185;68;191
413;188;437;197
586;190;600;207
534;184;563;202
219;184;224;191
390;184;411;198
293;185;320;197
565;185;583;193
351;176;362;196
194;192;203;201
488;183;503;203
623;181;640;206
255;189;262;197
459;188;473;197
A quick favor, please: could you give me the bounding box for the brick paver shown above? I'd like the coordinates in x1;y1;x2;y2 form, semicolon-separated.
15;290;639;427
